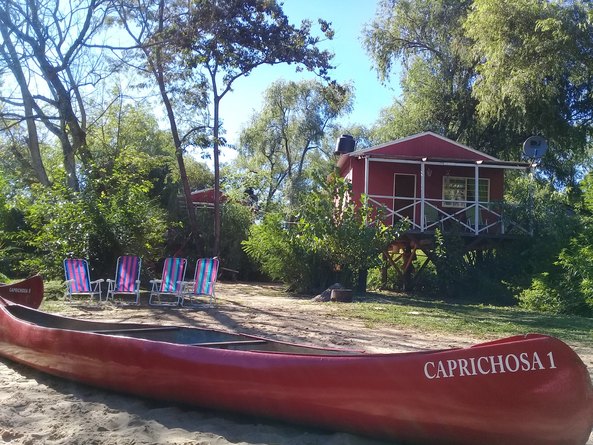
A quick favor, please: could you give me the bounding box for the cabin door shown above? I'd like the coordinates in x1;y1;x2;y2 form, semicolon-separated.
393;174;416;225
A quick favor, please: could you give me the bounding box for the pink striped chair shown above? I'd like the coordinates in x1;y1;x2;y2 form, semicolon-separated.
64;259;104;302
181;257;219;307
106;255;142;304
148;257;187;306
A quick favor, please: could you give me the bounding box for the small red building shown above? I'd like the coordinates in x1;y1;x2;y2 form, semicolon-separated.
336;132;530;287
337;132;529;235
190;188;227;208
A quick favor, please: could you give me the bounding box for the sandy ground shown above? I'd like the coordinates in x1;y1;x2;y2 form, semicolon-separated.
0;282;592;444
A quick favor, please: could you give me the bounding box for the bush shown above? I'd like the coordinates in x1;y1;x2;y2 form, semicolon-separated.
15;159;169;280
243;213;332;292
243;174;402;292
44;279;66;301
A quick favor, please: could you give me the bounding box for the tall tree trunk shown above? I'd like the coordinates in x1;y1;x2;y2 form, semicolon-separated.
213;95;221;257
153;0;200;245
0;25;50;186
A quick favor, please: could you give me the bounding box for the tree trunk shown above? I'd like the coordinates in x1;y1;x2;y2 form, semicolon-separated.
0;25;50;187
213;95;221;257
152;0;200;247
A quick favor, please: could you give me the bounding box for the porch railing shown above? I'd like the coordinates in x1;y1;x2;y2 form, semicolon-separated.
367;195;530;236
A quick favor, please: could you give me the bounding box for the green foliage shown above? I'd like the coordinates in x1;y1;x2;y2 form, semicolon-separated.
243;212;329;291
367;0;593;186
464;0;593;184
182;0;335;84
297;175;400;276
192;202;257;279
235;79;353;212
243;173;402;292
0;103;180;279
43;280;66;302
93;148;170;255
518;274;564;314
366;0;479;145
515;172;593;316
431;229;468;298
19;180;94;277
16;154;169;279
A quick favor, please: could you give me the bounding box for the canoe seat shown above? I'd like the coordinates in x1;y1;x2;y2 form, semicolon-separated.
90;326;179;334
190;339;267;348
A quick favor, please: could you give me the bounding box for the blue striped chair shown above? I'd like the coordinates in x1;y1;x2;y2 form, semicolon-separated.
148;257;187;306
64;259;104;303
181;257;219;307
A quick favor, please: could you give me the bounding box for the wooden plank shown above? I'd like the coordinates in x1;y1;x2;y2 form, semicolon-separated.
91;326;179;334
190;339;267;347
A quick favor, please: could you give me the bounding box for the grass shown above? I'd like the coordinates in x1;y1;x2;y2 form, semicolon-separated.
336;292;593;347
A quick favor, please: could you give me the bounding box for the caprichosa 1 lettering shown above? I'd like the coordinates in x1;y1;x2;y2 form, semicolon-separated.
8;287;31;294
423;351;557;380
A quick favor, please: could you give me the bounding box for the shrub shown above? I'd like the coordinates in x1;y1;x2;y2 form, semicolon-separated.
243;174;402;292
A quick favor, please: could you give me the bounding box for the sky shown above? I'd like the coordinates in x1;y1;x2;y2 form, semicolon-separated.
217;0;401;162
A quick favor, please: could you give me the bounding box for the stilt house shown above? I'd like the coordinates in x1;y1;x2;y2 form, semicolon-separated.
335;132;530;287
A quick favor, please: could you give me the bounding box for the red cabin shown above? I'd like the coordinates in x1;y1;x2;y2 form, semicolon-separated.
336;132;530;287
337;132;529;235
191;188;227;208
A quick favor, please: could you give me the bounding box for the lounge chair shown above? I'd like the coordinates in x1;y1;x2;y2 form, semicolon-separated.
423;204;442;231
148;257;187;306
466;205;488;233
64;259;104;302
181;257;219;307
106;255;142;305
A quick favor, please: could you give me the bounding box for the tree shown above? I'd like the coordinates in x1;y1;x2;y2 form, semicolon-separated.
464;0;593;186
7;102;176;278
0;0;113;191
517;172;593;315
366;0;593;185
236;79;352;212
115;0;209;245
364;0;480;145
174;0;336;255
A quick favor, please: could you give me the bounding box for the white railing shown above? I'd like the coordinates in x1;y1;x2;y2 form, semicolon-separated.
367;195;529;236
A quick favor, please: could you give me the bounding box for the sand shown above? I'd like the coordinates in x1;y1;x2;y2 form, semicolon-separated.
0;282;592;444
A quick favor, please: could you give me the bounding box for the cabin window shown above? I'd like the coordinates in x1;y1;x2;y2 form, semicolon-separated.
443;177;490;208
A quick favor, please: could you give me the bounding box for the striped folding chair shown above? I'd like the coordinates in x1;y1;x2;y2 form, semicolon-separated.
148;257;187;306
106;255;142;305
64;259;104;303
181;257;219;307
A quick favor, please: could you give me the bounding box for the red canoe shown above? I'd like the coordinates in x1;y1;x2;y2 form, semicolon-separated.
0;275;43;308
0;299;591;445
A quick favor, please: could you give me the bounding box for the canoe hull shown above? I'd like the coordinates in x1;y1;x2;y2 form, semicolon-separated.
0;276;43;308
0;303;591;445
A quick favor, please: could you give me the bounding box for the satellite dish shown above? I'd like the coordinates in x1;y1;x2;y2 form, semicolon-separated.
522;136;548;161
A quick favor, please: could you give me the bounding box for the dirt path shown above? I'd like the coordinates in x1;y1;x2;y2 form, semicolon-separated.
0;282;591;444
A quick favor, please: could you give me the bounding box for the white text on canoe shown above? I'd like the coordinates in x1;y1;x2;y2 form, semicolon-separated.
8;287;31;294
424;352;557;379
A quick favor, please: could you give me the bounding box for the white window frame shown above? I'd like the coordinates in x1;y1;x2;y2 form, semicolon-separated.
443;176;490;208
